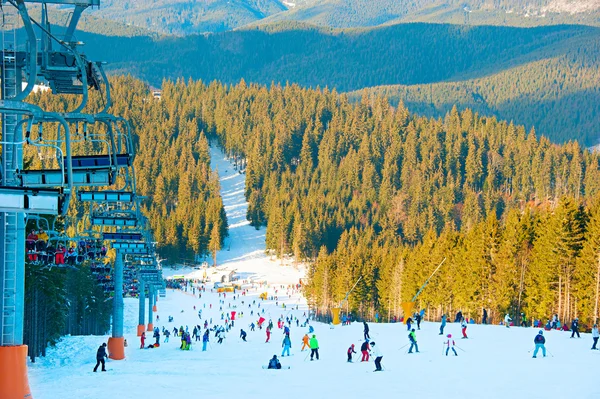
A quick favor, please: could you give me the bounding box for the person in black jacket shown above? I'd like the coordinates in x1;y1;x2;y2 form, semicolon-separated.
455;310;463;323
93;343;108;372
240;329;247;342
532;330;546;358
267;355;282;369
571;318;580;338
482;308;488;325
363;321;370;340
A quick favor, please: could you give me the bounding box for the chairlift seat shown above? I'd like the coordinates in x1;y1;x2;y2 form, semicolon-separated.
103;232;143;241
91;215;138;227
68;154;131;169
0;186;64;214
19;168;114;187
78;191;134;203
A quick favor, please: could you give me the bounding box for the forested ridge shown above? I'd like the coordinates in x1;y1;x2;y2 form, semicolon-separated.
349;50;600;146
185;79;600;327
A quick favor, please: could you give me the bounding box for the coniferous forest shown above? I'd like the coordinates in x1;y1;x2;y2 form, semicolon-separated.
27;76;600;330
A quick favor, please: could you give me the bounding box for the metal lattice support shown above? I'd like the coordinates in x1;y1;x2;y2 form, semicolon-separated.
0;6;25;347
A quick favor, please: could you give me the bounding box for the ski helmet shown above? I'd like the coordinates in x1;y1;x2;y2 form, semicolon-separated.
371;342;375;346
447;334;452;338
539;330;543;335
411;329;415;332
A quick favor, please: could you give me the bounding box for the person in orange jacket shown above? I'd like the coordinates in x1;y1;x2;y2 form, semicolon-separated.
301;334;309;351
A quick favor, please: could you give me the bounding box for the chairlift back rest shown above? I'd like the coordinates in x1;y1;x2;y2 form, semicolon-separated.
67;154;131;169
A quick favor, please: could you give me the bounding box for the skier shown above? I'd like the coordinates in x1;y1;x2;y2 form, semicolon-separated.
406;317;413;331
93;343;108;372
240;329;247;342
532;330;546;358
363;321;370;340
282;334;292;356
445;334;458;356
309;334;320;361
504;314;512;328
520;313;528;327
347;344;356;362
301;334;309;351
482;308;488;325
571;318;580;338
153;328;160;345
370;342;383;371
202;330;209;351
140;332;146;349
439;314;447;335
217;330;225;344
455;310;463;323
592;324;599;350
250;322;255;332
360;340;370;361
461;317;468;339
266;327;271;343
267;355;282;369
164;329;170;343
408;329;419;353
415;313;422;330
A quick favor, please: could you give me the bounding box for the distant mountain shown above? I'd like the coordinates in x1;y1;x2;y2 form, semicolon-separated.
94;0;288;35
86;0;600;35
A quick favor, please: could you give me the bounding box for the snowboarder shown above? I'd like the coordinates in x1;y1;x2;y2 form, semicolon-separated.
482;308;488;325
461;318;468;339
309;334;319;360
533;330;546;358
301;334;309;351
93;343;108;372
140;332;146;349
363;321;370;340
266;327;271;343
439;314;447;335
347;344;356;362
371;342;383;371
571;318;580;338
282;334;292;356
267;355;282;369
592;324;599;350
240;329;247;342
504;314;512;328
445;334;458;356
360;340;370;361
408;329;419;353
202;330;209;351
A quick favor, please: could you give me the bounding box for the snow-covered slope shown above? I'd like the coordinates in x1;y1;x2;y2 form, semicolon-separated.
28;145;600;399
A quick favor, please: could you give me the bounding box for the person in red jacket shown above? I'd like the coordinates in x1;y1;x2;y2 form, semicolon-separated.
266;326;271;343
360;340;370;361
347;344;356;362
140;332;146;349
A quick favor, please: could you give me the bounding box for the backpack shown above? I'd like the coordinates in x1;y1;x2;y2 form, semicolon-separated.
361;342;368;351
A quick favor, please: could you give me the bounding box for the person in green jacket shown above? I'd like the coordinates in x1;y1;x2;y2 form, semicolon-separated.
309;335;319;360
408;329;419;353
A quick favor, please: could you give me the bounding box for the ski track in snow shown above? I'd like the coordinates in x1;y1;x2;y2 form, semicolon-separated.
28;146;600;399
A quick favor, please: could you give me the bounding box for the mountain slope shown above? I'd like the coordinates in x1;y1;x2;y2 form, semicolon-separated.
95;0;288;35
348;51;600;146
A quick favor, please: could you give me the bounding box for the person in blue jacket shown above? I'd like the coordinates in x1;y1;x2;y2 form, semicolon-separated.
532;330;546;358
282;334;292;356
439;314;447;335
202;329;210;351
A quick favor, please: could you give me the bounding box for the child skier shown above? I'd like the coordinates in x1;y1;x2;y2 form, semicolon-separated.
445;334;458;356
140;332;146;349
532;330;546;358
461;318;468;339
347;344;356;362
266;327;271;343
408;329;419;353
301;334;309;351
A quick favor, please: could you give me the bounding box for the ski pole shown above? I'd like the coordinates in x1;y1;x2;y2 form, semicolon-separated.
398;343;410;351
455;345;466;353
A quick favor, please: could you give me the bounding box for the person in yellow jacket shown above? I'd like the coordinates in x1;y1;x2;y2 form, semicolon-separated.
301;334;309;351
309;335;319;361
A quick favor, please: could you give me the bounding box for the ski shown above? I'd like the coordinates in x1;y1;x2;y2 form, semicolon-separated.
262;366;291;369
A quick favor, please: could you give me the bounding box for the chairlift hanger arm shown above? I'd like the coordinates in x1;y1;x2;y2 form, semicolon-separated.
411;258;446;302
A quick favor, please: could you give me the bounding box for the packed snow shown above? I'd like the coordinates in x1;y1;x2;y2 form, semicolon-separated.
28;145;600;399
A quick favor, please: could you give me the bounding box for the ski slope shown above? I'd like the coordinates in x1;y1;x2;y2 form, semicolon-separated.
28;146;600;399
